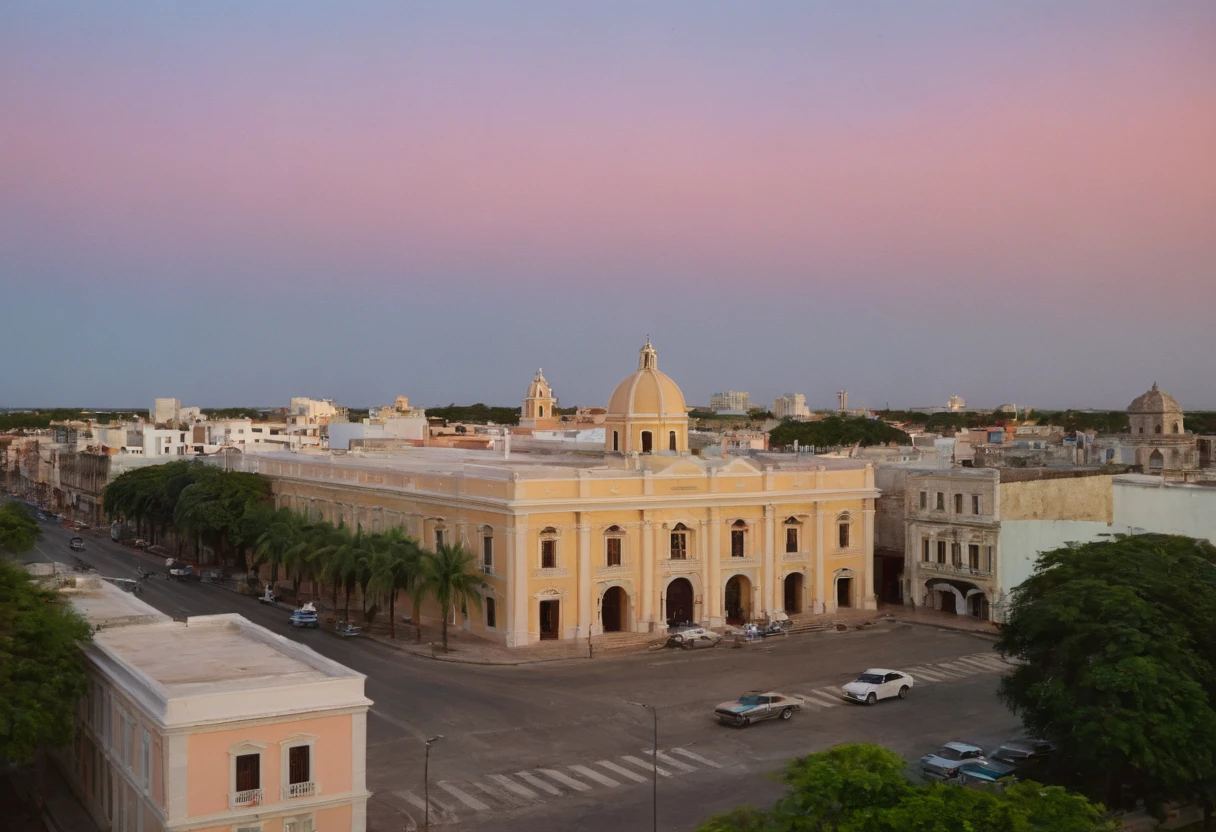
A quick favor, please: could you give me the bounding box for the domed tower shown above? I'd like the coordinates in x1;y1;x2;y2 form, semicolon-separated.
1126;382;1198;477
520;369;558;429
603;339;689;454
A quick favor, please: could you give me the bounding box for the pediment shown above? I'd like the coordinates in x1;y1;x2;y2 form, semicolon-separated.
718;457;762;475
653;460;706;477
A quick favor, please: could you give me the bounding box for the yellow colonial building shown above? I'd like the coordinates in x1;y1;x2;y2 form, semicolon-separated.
244;341;878;647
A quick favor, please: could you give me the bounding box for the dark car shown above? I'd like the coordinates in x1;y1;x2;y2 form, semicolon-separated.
958;759;1020;786
991;739;1056;767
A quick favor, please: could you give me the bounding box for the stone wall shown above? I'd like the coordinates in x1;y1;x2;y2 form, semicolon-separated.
999;474;1114;523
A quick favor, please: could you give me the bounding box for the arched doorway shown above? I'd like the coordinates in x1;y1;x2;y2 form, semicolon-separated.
665;578;693;627
1149;449;1164;472
967;592;986;619
783;573;803;614
939;589;956;613
724;575;752;625
602;586;628;632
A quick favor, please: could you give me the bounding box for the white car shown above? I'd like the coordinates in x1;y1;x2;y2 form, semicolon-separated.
841;668;914;705
667;627;722;649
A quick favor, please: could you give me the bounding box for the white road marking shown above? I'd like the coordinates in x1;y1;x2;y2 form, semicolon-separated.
475;780;528;807
437;781;490;811
923;664;967;678
596;760;649;783
907;668;948;682
489;774;537;799
642;749;695;772
539;768;592;791
963;655;1011;670
937;661;980;676
396;790;455;822
623;755;672;777
806;689;844;707
953;657;1005;673
570;764;620;787
515;771;563;795
671;747;721;768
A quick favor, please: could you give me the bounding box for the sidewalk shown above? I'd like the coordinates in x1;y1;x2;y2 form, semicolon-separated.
881;606;1001;638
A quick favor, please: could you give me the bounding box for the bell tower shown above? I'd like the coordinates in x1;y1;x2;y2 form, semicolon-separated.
520;369;559;429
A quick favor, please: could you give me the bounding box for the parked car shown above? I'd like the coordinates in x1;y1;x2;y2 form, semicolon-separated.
841;669;914;705
715;692;802;727
290;609;320;629
958;759;1019;786
69;537;85;551
667;627;722;649
921;742;987;779
990;738;1056;767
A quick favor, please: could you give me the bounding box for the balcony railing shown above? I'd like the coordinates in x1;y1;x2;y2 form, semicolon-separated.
921;561;992;579
230;788;263;809
282;781;317;800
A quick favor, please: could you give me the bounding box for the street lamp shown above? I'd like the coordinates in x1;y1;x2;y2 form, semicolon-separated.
423;735;443;830
627;702;658;832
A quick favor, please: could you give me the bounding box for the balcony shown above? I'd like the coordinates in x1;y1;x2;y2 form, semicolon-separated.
282;781;318;800
921;561;992;579
660;558;700;575
230;788;263;809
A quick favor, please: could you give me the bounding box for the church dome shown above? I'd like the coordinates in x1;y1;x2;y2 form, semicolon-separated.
1128;383;1182;415
607;340;687;418
526;369;552;400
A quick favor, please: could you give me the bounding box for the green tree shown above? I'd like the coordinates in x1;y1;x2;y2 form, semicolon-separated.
253;507;302;587
996;534;1216;818
0;503;41;554
367;529;423;639
0;557;92;765
769;417;910;450
419;543;482;652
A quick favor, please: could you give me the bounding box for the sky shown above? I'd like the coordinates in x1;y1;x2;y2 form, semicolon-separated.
2;2;1214;412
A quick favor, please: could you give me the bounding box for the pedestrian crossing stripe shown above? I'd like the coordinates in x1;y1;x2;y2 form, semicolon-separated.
515;771;562;795
596;759;648;783
570;764;620;787
623;754;672;777
643;749;696;772
437;781;490;811
804;689;843;707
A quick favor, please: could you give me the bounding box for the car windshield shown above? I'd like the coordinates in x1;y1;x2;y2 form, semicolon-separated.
856;674;884;684
936;748;969;761
737;695;765;706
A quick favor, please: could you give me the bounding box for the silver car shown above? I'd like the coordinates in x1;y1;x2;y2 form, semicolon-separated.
714;692;802;727
667;627;722;649
920;742;986;779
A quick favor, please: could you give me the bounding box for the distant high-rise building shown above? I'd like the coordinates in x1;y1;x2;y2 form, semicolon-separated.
837;390;849;413
948;395;967;412
709;391;750;413
152;397;181;427
773;393;810;420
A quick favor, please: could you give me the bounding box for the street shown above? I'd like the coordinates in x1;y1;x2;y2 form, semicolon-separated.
20;510;1021;832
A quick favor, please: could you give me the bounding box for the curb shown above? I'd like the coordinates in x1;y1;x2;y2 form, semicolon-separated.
888;617;1000;640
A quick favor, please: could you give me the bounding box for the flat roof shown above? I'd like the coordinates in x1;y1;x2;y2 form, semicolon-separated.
59;574;172;629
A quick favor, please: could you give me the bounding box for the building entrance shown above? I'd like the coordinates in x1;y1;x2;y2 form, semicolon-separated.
665;578;693;627
539;600;560;639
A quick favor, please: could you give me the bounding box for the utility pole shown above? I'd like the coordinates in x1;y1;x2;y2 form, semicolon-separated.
423;735;443;830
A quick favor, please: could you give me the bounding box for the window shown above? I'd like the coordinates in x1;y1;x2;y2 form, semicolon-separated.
605;529;623;567
538;405;544;418
837;515;851;549
935;492;945;510
140;731;151;791
540;528;558;568
919;491;927;509
785;523;799;553
972;495;981;515
1155;424;1162;434
486;597;496;628
669;523;689;560
951;543;962;566
922;538;930;562
288;745;310;786
283;817;315;832
482;534;493;571
730;521;747;557
953;493;963;514
986;546;993;571
641;430;653;453
968;544;980;570
937;541;946;563
434;528;445;550
668;431;677;452
235;754;260;792
612;431;619;452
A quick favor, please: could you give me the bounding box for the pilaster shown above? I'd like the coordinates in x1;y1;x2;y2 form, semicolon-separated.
708;507;723;626
641;514;654;631
862;506;877;610
698;519;710;626
815;509;827;614
507;518;530;647
577;518;592;636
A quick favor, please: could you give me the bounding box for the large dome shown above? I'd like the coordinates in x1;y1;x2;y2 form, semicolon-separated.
607;339;687;418
1128;383;1182;415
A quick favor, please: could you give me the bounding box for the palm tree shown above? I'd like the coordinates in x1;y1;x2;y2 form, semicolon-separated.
253;508;300;589
315;523;368;622
367;530;423;639
419;543;483;652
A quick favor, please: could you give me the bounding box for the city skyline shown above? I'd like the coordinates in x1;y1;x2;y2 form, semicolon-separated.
2;2;1214;409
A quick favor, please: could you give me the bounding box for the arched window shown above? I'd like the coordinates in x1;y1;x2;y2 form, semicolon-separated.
669;431;677;452
605;525;624;567
1174;423;1181;434
433;524;447;551
669;523;689;560
1155;424;1162;435
1149;450;1164;472
540;527;559;568
613;431;619;452
730;520;748;558
837;512;853;549
784;517;800;553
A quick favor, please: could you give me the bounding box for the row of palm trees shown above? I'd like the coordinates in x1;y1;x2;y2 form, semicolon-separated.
252;508;482;651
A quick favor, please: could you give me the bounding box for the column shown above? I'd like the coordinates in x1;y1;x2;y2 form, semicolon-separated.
507;517;530;647
641;514;654;632
708;508;723;626
577;517;592;636
815;510;827;614
698;519;710;626
861;506;877;610
905;521;919;609
763;504;777;617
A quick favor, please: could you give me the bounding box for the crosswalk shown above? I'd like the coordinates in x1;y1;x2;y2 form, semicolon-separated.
790;650;1015;710
384;745;720;829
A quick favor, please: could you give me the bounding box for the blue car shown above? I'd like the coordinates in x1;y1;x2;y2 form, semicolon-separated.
290;609;319;629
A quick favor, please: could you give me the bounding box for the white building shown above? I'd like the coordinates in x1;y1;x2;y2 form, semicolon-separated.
328;417;428;451
152;399;181;427
709;391;750;413
773;393;810;421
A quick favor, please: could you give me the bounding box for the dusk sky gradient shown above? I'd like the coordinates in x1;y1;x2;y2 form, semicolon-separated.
2;2;1214;410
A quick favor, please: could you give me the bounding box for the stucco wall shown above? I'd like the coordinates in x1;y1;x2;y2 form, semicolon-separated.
999;475;1113;523
1113;478;1216;542
998;520;1124;601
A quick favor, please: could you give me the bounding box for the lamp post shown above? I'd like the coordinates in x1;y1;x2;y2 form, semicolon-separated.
423;735;443;830
627;702;658;831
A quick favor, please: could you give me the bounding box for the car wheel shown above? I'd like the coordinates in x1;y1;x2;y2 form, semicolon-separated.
741;717;750;727
780;708;793;720
682;641;694;650
866;693;877;705
898;686;909;700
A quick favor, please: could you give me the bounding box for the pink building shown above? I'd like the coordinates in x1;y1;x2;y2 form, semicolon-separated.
56;577;371;832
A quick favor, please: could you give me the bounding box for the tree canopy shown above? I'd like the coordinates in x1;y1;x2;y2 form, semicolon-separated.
769;417;910;450
0;556;92;765
0;502;41;554
696;743;1113;832
425;403;521;425
996;533;1216;815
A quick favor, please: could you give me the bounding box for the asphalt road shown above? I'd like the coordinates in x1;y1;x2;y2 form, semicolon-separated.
15;505;1022;832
